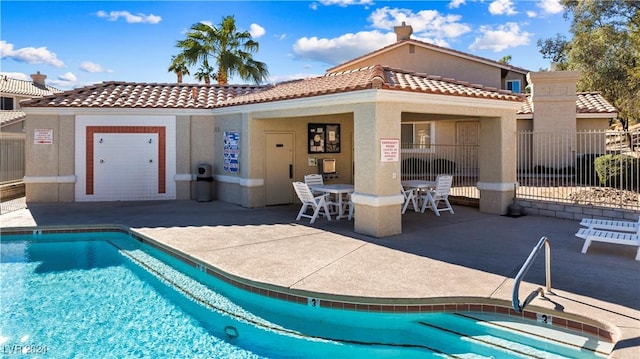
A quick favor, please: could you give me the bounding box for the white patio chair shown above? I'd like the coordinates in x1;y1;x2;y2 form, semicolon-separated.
292;182;332;224
420;174;454;216
401;185;419;214
304;174;324;195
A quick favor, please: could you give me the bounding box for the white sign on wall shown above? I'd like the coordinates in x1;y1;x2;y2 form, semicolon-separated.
380;138;400;162
34;128;54;144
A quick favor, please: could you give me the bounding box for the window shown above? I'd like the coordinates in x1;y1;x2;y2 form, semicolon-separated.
1;97;14;110
401;122;434;152
506;80;521;93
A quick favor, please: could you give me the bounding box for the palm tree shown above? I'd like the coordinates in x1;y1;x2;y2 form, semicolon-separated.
193;61;215;85
176;15;269;85
168;54;190;83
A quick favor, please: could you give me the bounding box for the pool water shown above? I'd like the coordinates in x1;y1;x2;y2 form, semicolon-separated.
0;232;607;358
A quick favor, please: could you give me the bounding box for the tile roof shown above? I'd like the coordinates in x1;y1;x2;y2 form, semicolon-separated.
0;110;26;127
327;39;530;75
22;65;523;110
0;76;62;97
224;65;524;106
517;92;618;115
21;82;266;109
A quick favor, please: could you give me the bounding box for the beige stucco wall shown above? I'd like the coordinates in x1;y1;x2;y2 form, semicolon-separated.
335;44;519;90
24;114;75;202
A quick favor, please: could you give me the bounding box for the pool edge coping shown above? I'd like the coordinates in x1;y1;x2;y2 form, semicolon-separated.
0;224;620;354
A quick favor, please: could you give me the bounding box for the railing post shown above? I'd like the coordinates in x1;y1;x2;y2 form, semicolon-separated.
512;236;552;313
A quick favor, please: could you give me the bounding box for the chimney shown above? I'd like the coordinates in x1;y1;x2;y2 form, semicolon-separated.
31;71;47;86
394;22;413;41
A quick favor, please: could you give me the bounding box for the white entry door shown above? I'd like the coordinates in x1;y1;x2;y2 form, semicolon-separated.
93;133;158;200
265;133;294;205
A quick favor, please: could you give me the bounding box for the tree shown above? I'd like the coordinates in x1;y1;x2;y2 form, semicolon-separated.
498;55;512;64
536;34;570;70
194;61;214;85
176;15;269;85
167;54;190;83
538;0;639;124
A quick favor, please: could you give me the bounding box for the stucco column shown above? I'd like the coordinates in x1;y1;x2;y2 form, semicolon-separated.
350;104;404;237
477;113;517;214
529;71;580;168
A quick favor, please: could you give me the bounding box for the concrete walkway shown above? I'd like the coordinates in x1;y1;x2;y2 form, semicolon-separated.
1;200;638;358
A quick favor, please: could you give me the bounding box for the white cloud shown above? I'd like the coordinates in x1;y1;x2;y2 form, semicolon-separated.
309;2;318;10
318;0;374;6
0;40;64;67
0;72;29;81
369;7;472;40
96;10;161;24
469;22;531;52
527;11;538;18
58;72;77;82
293;30;396;65
448;0;466;9
488;0;518;16
249;23;265;38
538;0;564;15
80;61;113;73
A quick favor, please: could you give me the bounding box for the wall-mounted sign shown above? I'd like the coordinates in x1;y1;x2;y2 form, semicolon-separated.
380;138;400;162
223;131;240;173
308;123;340;154
34;128;54;144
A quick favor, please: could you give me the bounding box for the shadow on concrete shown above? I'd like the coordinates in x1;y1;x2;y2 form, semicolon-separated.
21;200;640;311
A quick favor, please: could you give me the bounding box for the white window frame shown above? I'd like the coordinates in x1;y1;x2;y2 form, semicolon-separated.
401;122;435;153
506;80;521;93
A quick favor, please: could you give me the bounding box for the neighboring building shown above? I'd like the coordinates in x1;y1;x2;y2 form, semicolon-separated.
19;25;617;238
0;72;62;132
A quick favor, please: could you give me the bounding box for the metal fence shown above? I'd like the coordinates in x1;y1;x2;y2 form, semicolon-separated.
0;132;25;185
516;129;639;211
401;129;640;211
401;143;480;200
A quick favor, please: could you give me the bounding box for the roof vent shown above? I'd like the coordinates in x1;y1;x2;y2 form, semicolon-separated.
31;71;47;87
394;22;413;41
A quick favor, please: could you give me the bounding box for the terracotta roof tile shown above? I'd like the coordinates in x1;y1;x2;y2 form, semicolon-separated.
21;66;524;110
517;92;617;115
0;76;62;97
0;110;25;127
575;92;618;113
21;82;265;109
224;65;524;106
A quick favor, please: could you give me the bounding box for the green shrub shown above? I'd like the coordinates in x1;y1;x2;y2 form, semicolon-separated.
594;154;639;190
575;154;601;186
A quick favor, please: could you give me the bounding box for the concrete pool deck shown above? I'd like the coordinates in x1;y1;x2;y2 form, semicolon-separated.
1;199;638;358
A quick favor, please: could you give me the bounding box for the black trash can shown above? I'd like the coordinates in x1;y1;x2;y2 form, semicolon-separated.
196;164;213;202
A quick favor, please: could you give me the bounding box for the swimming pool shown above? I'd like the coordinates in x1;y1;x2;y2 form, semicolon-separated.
0;229;610;358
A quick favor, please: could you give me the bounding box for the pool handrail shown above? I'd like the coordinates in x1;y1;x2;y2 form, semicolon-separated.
512;236;552;313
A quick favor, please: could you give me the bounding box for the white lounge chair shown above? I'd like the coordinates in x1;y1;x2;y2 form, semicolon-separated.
420;174;454;216
579;217;639;233
304;174;324;195
401;185;419;214
292;182;332;224
575;218;640;261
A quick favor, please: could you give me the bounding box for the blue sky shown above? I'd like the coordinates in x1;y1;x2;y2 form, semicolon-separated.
1;0;571;90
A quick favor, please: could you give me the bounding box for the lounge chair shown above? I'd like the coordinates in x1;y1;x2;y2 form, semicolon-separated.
401;185;419;214
575;217;640;260
292;182;332;224
304;174;324;195
579;217;639;233
420;174;454;215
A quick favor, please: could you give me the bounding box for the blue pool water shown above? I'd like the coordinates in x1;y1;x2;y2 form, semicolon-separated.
0;232;607;358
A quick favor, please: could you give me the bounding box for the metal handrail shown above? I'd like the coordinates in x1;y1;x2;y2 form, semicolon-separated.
512;236;552;313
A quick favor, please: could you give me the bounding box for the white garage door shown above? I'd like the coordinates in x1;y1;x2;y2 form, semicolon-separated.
93;133;159;201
